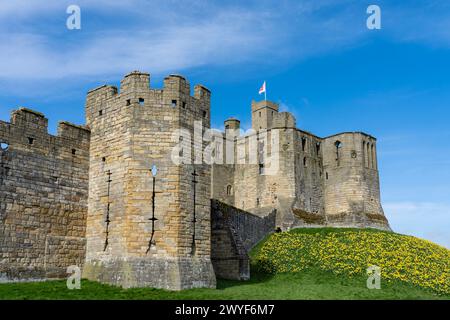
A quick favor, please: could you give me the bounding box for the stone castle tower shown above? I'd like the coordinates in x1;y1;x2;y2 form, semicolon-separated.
82;71;215;290
0;70;389;288
212;99;388;231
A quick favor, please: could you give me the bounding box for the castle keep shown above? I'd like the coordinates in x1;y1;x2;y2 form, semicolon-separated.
212;100;388;231
0;71;390;289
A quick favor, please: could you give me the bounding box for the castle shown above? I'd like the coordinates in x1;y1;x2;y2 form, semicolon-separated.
0;71;390;290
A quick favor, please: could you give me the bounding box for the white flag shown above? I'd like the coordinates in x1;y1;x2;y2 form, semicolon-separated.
259;81;266;95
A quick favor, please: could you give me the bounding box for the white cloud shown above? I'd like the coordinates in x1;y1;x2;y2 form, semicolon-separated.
0;0;368;82
384;201;450;249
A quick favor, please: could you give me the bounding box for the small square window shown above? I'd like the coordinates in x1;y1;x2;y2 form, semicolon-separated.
202;110;207;117
171;100;177;107
126;99;131;106
27;137;34;145
138;98;144;105
102;157;106;162
72;149;76;155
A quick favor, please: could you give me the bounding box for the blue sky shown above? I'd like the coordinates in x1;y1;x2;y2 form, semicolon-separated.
0;0;449;248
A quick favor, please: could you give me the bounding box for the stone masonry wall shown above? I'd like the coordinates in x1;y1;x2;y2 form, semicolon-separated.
212;100;390;231
0;108;89;281
322;132;390;230
211;199;276;280
83;71;216;290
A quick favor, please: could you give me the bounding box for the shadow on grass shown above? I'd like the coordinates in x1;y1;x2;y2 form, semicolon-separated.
216;268;275;290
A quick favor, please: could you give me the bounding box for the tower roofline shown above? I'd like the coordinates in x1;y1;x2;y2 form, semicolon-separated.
323;131;377;140
251;99;279;113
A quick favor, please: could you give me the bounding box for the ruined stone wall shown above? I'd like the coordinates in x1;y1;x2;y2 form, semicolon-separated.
0;108;89;281
83;71;216;290
322;132;389;230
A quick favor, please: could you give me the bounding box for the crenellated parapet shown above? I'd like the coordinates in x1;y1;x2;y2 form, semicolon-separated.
0;107;89;281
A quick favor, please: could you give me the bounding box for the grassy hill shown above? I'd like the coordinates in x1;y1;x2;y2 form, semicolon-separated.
0;228;449;300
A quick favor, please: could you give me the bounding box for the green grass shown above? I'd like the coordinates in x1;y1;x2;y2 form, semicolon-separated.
0;228;448;300
0;270;447;300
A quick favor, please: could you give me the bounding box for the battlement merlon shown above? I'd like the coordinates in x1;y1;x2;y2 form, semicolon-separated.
120;70;150;93
85;85;118;127
11;107;48;131
194;84;211;102
57;121;90;142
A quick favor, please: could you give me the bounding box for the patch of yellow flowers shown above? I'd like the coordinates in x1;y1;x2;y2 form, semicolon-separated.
254;230;450;294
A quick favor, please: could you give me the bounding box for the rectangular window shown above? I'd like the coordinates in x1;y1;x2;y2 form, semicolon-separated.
171;100;177;107
259;163;265;175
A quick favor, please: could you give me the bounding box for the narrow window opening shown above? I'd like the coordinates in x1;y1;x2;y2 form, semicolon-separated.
138;98;144;105
102;157;106;162
301;137;307;151
371;144;375;169
182;102;186;108
226;185;232;195
335;140;342;165
99;110;103;116
303;157;307;167
171;100;177;107
326;172;329;180
256;198;260;206
225;124;230;129
27;137;34;145
259;163;265;175
126;99;131;106
259;111;261;117
316;142;321;155
202;110;207;118
72;149;76;155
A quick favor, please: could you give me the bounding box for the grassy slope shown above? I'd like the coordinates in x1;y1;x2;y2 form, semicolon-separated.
0;228;448;300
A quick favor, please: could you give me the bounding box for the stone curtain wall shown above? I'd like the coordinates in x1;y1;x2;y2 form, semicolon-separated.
0;108;89;281
211;199;275;280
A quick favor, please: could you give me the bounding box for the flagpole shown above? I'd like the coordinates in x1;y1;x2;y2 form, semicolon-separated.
264;81;267;101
